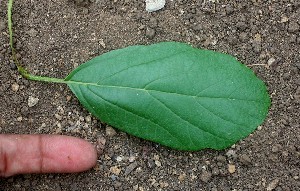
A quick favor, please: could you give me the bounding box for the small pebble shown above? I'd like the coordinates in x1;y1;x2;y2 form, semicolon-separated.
147;159;155;168
10;63;17;70
85;115;91;123
146;27;156;39
111;174;118;181
280;15;289;23
193;24;202;31
66;95;72;101
178;173;186;182
271;144;282;153
128;156;136;163
27;28;38;37
55;114;62;120
99;39;106;48
216;155;226;162
267;57;276;66
110;166;121;175
155;160;161;167
96;136;106;155
239;154;252;165
225;5;234;15
228;164;236;174
21;106;29;115
114;181;122;188
239;32;248;42
226;150;237;158
116;156;123;162
124;162;138;176
79;116;84;121
257;126;263;130
133;185;139;191
266;179;279;191
252;42;261;53
28;96;39;107
288;21;299;33
212;167;220;176
254;33;262;42
148;17;158;28
145;0;165;12
236;21;247;31
16;53;22;60
16;116;23;122
200;171;212;183
106;126;117;137
159;181;169;188
294;86;300;101
11;83;19;92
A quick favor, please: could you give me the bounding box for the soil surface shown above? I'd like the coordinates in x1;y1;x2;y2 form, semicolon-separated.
1;0;300;190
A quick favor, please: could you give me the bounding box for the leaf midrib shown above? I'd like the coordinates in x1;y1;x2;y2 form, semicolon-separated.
66;80;265;103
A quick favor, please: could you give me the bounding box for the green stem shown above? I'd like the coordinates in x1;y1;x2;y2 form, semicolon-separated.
28;76;67;83
7;0;65;84
8;0;14;51
22;70;67;84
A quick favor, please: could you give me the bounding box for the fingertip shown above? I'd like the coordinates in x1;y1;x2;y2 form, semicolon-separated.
76;137;98;170
42;135;98;173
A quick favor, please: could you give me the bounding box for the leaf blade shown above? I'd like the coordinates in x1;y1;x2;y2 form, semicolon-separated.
66;42;270;150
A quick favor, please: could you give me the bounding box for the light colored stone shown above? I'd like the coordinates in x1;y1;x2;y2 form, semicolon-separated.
159;181;169;188
155;160;161;167
129;156;136;163
106;126;117;137
266;179;279;191
133;185;139;191
28;96;39;107
228;164;236;173
99;39;106;48
280;15;289;23
257;126;263;130
85;115;92;123
55;114;62;120
268;57;276;66
178;173;186;182
145;0;165;12
226;149;237;158
110;166;121;175
116;156;123;162
11;83;19;92
16;116;23;122
254;33;262;42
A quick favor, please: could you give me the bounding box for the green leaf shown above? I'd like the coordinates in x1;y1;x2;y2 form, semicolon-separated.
65;42;270;151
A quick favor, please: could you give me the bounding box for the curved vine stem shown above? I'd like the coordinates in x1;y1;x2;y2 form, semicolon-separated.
7;0;65;83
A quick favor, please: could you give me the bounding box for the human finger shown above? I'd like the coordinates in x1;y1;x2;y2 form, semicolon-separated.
0;134;97;177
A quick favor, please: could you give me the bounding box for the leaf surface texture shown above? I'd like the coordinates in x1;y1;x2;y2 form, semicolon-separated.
65;42;270;150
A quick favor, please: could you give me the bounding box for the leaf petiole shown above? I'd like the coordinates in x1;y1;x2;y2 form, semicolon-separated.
24;74;66;84
8;0;65;84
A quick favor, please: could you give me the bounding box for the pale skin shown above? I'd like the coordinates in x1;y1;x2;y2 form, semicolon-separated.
0;134;97;177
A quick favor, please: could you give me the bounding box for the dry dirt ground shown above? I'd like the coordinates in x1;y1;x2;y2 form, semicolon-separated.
0;0;300;190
